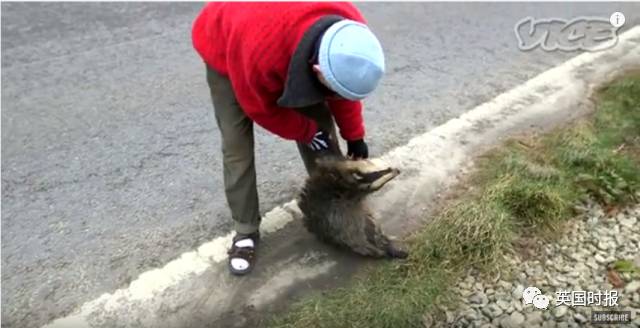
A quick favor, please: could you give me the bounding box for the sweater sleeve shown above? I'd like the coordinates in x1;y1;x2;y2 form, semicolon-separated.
327;99;365;141
249;102;319;143
231;67;319;143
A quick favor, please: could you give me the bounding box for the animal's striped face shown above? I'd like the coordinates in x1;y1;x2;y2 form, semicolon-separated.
315;158;400;191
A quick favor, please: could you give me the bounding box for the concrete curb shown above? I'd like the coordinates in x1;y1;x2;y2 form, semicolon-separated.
44;26;640;328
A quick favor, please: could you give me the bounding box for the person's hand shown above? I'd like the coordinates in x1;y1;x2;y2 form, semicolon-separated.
347;139;369;159
307;130;331;151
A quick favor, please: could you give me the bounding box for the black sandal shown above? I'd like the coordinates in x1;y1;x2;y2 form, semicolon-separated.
228;231;260;276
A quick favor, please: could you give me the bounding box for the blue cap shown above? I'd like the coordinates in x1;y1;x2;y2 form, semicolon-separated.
318;20;385;101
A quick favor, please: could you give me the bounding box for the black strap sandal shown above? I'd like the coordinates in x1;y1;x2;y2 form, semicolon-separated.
228;232;260;276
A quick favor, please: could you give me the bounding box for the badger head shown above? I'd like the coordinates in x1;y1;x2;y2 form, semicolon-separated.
314;158;400;192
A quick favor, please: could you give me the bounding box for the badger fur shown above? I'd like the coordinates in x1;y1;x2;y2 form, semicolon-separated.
298;158;408;259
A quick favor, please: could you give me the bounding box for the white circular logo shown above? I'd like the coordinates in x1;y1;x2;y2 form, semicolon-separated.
532;294;550;309
522;286;542;305
610;12;625;28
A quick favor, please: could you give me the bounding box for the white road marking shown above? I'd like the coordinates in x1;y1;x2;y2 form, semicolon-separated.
43;26;640;328
43;201;302;328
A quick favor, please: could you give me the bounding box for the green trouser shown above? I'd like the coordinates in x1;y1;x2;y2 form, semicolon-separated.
206;67;341;235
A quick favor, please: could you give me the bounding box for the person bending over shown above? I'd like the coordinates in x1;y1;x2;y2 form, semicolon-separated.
192;2;385;275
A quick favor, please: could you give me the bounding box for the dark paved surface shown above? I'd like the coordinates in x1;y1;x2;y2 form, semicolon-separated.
2;3;638;327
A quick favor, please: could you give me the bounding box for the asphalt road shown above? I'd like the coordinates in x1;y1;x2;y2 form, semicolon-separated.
2;3;639;328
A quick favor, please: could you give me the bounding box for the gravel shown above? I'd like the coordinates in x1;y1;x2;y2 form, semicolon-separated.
432;203;640;328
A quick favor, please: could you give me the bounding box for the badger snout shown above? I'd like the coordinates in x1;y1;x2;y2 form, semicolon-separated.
359;168;395;183
358;167;399;191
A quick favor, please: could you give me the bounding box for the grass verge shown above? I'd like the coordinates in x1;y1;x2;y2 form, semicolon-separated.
269;74;640;328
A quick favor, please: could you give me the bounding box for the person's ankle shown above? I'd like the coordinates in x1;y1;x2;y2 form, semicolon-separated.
234;230;260;243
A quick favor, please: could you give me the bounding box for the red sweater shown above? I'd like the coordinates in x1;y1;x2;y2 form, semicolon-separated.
192;2;366;143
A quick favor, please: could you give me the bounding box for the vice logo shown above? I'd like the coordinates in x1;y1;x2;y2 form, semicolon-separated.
514;15;622;52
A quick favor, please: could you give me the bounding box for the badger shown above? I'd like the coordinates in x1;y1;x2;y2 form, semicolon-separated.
298;157;408;259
